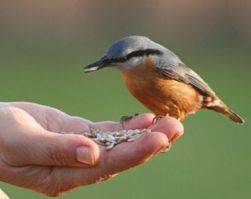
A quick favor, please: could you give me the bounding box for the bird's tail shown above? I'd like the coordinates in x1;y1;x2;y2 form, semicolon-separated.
206;98;245;124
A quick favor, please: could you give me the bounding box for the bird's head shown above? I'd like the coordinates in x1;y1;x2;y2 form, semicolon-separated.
84;36;183;73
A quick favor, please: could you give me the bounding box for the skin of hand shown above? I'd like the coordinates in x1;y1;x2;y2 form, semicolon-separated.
0;102;183;197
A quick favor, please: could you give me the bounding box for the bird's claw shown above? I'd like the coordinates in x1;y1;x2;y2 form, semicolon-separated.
120;113;139;129
152;115;165;124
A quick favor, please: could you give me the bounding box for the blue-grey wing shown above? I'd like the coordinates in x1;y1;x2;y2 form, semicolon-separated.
156;64;216;97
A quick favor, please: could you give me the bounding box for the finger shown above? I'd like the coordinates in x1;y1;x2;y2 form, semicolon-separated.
10;102;68;132
10;102;94;133
61;116;93;134
3;131;100;167
92;113;155;131
102;132;169;173
150;116;184;142
49;131;169;187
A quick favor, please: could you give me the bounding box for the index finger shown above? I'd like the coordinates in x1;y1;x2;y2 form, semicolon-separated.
91;113;155;131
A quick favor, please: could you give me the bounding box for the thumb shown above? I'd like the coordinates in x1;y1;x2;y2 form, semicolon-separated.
2;130;100;167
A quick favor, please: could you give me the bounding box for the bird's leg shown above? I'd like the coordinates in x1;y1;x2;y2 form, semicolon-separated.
152;115;165;124
120;113;139;128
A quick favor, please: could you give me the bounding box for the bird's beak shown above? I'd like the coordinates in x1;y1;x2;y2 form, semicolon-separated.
84;57;110;73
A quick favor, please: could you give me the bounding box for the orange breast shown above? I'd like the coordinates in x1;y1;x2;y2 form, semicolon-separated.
120;59;201;120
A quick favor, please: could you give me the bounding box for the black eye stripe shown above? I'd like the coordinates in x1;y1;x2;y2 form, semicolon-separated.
126;49;162;59
105;49;162;63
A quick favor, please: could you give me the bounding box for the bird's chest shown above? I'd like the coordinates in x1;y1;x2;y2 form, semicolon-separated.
121;61;201;119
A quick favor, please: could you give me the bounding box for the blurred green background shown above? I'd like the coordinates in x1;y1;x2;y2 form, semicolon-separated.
0;0;250;198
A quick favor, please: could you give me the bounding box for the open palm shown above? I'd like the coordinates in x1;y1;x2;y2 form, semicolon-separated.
0;102;183;196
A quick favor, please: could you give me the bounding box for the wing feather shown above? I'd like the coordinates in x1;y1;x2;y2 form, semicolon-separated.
157;64;215;96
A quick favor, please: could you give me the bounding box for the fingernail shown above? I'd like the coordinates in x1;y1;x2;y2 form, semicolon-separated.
159;143;172;153
76;146;94;165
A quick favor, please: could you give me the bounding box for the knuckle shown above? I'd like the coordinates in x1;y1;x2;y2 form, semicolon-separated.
46;134;100;166
89;143;101;164
47;144;72;166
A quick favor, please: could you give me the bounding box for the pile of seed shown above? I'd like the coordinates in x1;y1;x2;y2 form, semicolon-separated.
83;128;151;150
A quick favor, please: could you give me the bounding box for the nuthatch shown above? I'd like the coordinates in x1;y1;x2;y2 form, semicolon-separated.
84;36;244;124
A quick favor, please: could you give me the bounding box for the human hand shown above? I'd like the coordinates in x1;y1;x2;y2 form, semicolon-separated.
0;102;183;196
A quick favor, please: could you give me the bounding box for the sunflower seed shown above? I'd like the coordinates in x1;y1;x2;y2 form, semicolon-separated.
82;128;151;150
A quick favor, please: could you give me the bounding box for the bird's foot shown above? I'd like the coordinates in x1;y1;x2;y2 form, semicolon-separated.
120;113;139;129
152;115;165;124
120;113;139;123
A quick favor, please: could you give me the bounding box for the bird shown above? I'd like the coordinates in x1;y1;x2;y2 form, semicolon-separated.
84;36;244;124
